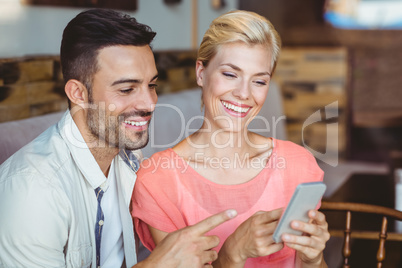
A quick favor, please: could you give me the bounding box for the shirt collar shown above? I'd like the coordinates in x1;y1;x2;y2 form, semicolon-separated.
119;149;140;172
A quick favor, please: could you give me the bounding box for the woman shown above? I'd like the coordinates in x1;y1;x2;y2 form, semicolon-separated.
132;10;329;267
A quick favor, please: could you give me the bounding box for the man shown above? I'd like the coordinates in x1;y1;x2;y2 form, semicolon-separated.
0;9;236;268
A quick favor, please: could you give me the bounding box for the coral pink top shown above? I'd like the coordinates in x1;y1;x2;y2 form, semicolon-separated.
132;139;324;267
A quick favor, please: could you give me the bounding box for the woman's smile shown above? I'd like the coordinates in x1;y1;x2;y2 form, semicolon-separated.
221;100;251;117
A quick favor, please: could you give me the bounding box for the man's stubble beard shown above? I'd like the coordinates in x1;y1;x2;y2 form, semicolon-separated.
86;101;151;151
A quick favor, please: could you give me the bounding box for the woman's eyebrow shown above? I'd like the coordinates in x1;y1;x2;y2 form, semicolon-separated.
222;63;271;76
221;63;241;71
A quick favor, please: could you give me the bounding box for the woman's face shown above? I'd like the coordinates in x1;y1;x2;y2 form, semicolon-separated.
196;42;272;132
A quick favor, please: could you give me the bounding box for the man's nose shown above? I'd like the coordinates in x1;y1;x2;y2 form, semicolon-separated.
133;86;158;112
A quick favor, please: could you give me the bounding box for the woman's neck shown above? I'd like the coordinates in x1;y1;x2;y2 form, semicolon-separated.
185;126;271;160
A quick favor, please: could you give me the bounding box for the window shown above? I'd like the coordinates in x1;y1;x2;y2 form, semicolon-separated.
324;0;402;29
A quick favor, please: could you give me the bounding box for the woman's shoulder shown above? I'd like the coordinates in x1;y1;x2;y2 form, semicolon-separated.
273;139;323;176
138;149;183;178
141;148;173;161
273;139;314;159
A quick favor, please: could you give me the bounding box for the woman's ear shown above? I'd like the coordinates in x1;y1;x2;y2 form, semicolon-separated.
195;60;205;87
65;79;88;107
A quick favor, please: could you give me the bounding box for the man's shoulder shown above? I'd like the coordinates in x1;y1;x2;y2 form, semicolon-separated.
0;124;72;186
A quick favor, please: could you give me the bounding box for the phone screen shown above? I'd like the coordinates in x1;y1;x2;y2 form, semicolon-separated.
273;182;326;243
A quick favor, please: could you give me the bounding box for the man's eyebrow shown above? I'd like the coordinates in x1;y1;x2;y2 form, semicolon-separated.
111;74;158;86
150;74;159;82
111;79;141;87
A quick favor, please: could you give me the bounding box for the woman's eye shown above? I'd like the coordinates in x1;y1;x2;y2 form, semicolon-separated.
223;72;236;78
255;80;267;86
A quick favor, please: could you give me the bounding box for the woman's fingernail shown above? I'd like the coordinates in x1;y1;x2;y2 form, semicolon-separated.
283;234;290;241
226;209;238;218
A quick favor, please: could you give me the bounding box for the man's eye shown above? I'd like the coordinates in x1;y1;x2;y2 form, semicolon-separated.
120;88;133;94
149;84;158;90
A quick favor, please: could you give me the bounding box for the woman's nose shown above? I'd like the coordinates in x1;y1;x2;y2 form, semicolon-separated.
232;80;250;100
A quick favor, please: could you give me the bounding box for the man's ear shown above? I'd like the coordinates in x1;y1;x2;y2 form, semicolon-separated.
195;60;205;87
65;79;88;107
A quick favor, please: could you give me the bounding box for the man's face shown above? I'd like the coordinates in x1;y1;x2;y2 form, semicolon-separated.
86;45;158;150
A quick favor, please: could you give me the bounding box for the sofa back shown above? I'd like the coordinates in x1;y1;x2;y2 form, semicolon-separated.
0;83;285;164
0;111;65;164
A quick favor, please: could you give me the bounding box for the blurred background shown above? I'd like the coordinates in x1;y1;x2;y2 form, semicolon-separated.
1;0;402;164
1;0;402;265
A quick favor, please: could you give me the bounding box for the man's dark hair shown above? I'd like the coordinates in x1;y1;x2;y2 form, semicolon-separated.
60;9;156;107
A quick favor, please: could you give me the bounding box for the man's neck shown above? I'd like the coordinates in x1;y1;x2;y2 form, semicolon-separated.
88;146;119;177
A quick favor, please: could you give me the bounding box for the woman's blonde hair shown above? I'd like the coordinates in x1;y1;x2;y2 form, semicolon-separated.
197;10;281;73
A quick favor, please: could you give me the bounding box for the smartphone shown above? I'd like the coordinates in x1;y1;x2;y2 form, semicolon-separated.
273;182;327;243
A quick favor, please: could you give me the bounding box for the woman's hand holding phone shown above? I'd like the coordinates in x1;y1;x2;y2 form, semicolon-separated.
273;182;330;267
